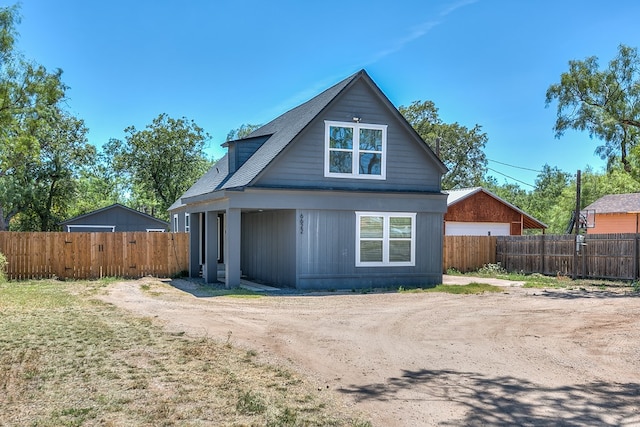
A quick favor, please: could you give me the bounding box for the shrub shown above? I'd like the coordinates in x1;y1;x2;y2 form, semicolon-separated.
477;262;507;276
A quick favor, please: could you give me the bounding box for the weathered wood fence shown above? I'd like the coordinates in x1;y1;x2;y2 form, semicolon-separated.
0;232;189;280
443;235;497;273
496;233;639;280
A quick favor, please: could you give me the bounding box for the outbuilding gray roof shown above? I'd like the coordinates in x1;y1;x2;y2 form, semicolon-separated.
60;203;169;226
583;193;640;214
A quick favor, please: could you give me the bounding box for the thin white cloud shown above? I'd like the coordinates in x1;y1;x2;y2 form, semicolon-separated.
268;0;481;121
366;0;479;64
440;0;479;17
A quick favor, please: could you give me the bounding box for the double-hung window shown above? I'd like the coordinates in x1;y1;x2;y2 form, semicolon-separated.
356;212;416;266
184;213;190;233
325;121;387;179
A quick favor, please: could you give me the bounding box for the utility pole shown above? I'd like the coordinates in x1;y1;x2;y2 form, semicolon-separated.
573;170;581;279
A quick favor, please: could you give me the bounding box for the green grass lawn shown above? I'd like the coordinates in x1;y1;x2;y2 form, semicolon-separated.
0;279;369;427
448;263;637;291
399;283;504;294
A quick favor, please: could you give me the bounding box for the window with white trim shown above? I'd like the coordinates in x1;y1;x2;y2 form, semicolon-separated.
356;212;416;266
185;213;190;233
173;214;178;233
325;121;387;179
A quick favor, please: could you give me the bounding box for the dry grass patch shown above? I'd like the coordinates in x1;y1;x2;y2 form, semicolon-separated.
0;280;370;426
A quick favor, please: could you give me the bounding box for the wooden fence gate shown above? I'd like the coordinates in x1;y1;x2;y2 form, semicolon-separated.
0;232;190;280
443;236;497;273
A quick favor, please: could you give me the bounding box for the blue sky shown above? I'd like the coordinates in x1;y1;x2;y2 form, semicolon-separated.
10;0;640;188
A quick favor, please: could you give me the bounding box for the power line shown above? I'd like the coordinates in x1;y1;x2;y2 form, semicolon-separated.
487;167;536;188
487;158;543;173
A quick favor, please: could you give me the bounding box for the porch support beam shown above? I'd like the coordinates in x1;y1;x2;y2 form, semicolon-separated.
204;211;219;283
225;208;241;288
189;212;201;278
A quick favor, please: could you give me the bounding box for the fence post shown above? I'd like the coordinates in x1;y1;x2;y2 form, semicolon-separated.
540;234;545;275
633;233;640;280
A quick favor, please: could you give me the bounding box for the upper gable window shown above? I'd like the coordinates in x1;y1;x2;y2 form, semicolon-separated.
324;121;387;179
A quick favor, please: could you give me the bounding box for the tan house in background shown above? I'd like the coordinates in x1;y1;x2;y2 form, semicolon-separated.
582;193;640;234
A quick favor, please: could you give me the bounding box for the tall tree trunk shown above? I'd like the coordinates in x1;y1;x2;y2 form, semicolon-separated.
41;178;58;231
621;130;631;173
0;204;5;231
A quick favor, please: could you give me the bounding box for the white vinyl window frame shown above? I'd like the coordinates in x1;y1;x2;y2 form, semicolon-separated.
324;121;387;180
355;212;416;267
173;214;179;233
185;213;190;233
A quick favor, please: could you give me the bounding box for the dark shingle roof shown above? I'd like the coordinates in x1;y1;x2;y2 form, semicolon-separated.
219;71;360;189
583;193;640;214
167;154;229;210
170;69;447;210
170;71;360;210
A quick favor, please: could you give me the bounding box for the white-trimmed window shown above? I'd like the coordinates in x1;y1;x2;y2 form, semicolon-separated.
325;121;387;179
173;214;179;233
355;212;416;266
185;213;190;233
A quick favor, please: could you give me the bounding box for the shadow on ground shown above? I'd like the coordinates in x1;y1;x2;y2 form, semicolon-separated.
533;289;640;300
166;278;233;298
339;368;640;426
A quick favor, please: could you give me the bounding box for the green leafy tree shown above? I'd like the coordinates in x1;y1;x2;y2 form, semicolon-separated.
66;158;127;219
483;177;530;211
527;165;571;228
103;113;212;219
399;100;488;189
10;110;95;231
226;123;261;141
0;4;67;230
546;44;640;172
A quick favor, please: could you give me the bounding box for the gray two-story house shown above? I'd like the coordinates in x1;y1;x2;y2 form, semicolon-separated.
169;70;447;289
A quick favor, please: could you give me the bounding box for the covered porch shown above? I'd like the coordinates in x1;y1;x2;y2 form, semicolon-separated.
187;207;297;288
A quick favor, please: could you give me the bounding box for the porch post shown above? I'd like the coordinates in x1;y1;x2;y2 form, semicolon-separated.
225;208;241;288
204;211;218;283
189;212;201;278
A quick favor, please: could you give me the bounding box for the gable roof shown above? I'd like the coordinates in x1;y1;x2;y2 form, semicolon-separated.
60;203;169;226
172;69;447;209
445;187;547;229
583;193;640;214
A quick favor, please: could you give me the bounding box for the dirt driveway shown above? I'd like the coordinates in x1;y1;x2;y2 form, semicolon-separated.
102;277;640;426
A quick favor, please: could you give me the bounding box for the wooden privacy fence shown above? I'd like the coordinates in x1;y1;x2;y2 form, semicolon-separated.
497;233;639;280
0;232;190;280
5;232;636;282
443;236;496;273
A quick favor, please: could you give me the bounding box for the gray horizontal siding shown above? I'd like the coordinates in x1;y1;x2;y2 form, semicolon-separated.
296;209;443;290
255;79;441;192
241;210;296;287
228;136;271;174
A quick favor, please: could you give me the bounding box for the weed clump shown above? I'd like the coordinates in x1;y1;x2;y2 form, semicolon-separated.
0;252;7;283
476;262;507;276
